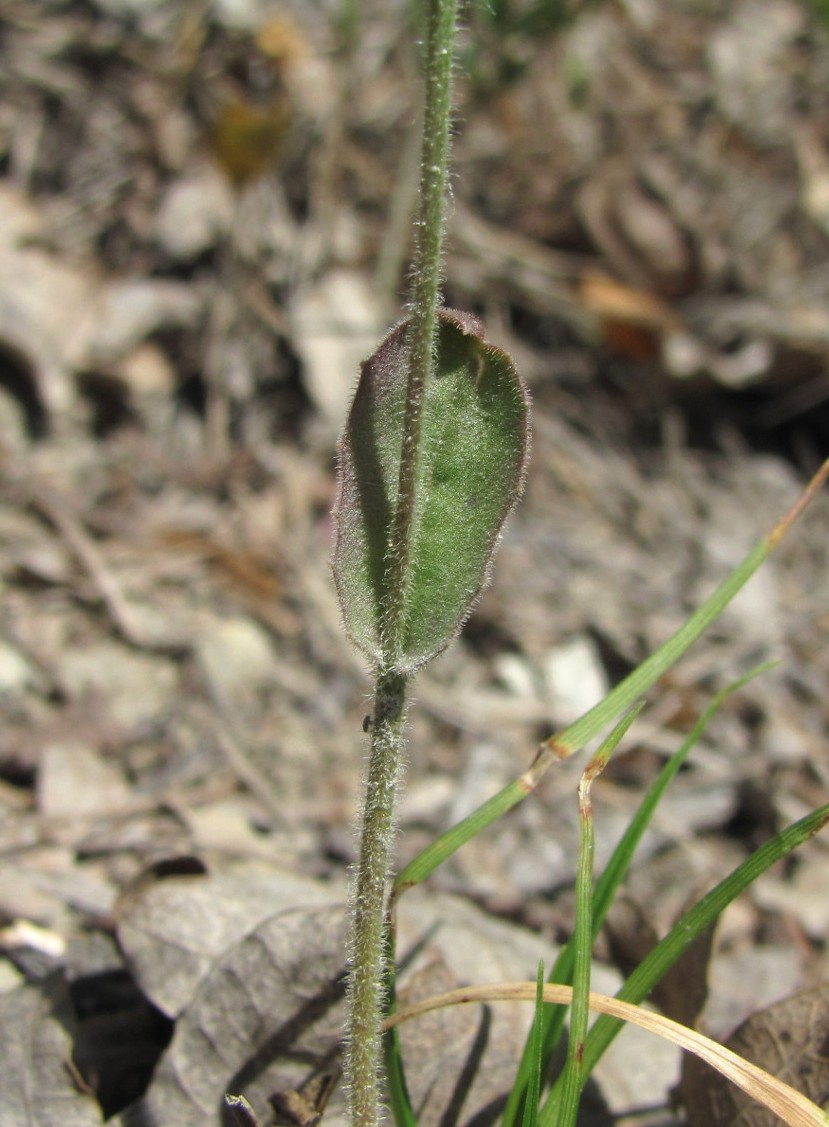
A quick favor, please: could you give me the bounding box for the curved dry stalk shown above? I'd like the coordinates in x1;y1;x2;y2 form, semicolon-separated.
383;982;829;1127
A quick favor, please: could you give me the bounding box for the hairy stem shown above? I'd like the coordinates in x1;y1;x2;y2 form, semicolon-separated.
346;4;459;1124
381;0;459;666
346;672;407;1127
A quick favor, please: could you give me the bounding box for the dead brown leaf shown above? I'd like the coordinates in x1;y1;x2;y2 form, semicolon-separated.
681;984;829;1126
0;974;103;1127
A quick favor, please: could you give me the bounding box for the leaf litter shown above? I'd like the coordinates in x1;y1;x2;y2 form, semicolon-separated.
0;0;827;1122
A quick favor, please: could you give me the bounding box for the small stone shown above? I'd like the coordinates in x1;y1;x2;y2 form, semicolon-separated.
291;271;386;430
0;961;24;995
84;279;201;365
493;652;537;699
115;342;176;400
38;741;132;819
398;776;454;825
754;860;829;939
59;643;179;731
541;634;609;723
155;166;234;261
194;615;276;702
0;641;36;694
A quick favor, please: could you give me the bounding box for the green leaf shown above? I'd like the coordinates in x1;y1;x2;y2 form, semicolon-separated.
502;668;772;1127
522;961;546;1127
383;930;417;1127
538;799;829;1126
556;707;643;1127
333;308;530;673
391;441;829;888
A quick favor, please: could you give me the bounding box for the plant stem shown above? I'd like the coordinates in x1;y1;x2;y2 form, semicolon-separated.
346;672;407;1127
346;4;458;1123
556;758;602;1127
381;0;459;667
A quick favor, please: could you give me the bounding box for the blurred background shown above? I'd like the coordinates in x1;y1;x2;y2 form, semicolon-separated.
0;0;828;1122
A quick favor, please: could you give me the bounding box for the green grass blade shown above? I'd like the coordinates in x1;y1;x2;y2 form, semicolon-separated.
384;1022;417;1127
390;461;827;1118
550;539;766;758
521;962;546;1127
554;707;641;1127
392;459;825;897
501;665;774;1127
538;800;829;1126
580;665;775;941
383;931;418;1127
394;775;529;893
554;454;827;760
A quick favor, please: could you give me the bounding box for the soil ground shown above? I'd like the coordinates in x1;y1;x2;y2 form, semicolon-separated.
0;2;827;1124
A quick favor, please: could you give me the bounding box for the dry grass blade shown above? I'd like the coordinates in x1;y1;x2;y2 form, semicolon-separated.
383;982;829;1127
